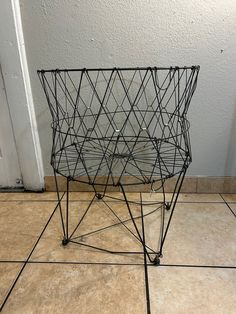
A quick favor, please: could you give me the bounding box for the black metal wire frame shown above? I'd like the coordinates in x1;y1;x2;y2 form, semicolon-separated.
38;66;199;263
53;169;186;266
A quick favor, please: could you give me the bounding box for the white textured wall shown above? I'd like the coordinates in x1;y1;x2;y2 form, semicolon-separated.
20;0;236;176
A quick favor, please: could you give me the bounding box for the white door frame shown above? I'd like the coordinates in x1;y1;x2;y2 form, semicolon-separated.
0;0;44;190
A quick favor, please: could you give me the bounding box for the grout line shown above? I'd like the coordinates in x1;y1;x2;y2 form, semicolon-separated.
219;194;236;218
157;263;236;269
0;261;24;263
0;259;144;266
21;260;145;266
0;200;58;202
0;192;65;312
0;260;235;269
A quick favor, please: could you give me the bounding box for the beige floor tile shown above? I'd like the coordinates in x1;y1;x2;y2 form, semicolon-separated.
30;200;149;264
0;201;56;260
221;194;236;203
68;192;96;201
2;263;146;314
0;191;136;202
160;203;236;266
149;266;236;314
78;192;224;204
177;193;222;203
0;191;223;203
141;192;172;203
142;193;223;203
105;192;141;202
68;192;204;204
0;263;23;308
100;192;142;202
0;192;61;201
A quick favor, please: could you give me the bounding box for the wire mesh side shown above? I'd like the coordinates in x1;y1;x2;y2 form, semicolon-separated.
38;66;199;186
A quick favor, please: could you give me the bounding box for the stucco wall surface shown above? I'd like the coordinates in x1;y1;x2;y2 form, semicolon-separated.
20;0;236;176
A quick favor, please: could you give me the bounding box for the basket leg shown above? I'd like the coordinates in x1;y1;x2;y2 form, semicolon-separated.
159;167;187;256
53;170;66;241
150;153;167;264
62;177;70;245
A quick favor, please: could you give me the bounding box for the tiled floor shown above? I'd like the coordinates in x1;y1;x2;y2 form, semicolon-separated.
0;192;235;313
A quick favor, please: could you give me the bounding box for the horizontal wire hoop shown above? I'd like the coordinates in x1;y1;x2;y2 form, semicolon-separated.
38;66;200;186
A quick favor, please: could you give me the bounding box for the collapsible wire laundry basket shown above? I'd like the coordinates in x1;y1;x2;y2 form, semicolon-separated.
38;65;199;266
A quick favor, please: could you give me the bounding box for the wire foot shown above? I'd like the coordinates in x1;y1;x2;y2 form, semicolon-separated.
165;202;171;210
96;193;104;200
62;238;69;246
153;256;160;266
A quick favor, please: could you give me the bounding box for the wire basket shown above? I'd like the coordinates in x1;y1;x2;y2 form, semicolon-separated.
38;66;199;187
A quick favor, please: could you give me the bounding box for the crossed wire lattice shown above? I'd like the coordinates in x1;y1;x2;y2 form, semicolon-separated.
38;66;199;188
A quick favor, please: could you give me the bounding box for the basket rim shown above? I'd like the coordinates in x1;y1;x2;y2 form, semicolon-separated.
37;65;200;73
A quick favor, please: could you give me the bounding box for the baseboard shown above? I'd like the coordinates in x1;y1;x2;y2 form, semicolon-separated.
44;176;236;193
